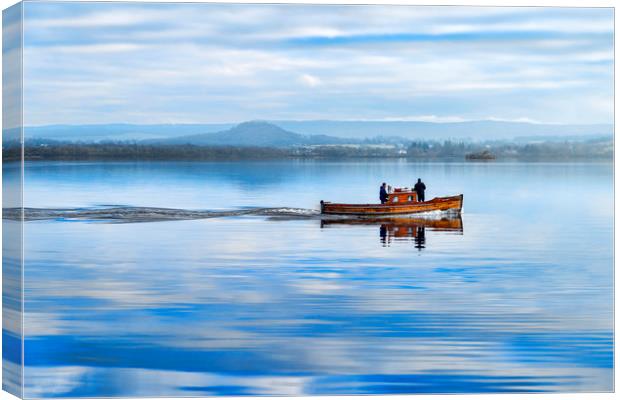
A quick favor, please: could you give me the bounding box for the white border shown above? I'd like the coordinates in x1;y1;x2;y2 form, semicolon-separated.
0;1;615;400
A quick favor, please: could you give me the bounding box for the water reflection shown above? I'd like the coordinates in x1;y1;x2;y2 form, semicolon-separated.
18;161;613;396
321;215;463;248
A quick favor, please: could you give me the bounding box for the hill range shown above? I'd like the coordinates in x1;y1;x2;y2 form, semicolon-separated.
19;120;613;147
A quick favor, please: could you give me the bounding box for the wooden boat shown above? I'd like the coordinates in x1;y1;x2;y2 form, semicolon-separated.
320;189;463;216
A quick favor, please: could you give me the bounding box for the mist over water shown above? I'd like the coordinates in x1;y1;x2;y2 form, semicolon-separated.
7;160;613;396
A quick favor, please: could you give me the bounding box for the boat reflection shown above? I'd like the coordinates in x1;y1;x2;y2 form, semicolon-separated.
321;215;463;248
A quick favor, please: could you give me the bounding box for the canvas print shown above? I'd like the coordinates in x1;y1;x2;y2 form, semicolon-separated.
2;1;614;397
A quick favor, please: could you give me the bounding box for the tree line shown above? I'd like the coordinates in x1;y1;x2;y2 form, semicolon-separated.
2;137;613;162
3;142;289;162
407;138;612;160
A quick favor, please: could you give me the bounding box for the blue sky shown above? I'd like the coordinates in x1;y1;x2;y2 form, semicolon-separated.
13;2;615;125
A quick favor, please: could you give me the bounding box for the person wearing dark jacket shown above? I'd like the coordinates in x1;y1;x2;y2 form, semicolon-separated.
414;178;426;202
379;182;389;204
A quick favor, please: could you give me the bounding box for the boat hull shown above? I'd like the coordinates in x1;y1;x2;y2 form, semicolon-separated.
321;194;463;215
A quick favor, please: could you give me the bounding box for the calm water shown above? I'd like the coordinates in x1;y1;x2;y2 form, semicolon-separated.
5;161;614;396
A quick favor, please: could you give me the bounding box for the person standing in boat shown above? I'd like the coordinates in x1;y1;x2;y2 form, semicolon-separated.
380;182;389;204
414;178;426;202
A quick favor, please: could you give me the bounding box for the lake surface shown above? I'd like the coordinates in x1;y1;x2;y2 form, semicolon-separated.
5;160;614;396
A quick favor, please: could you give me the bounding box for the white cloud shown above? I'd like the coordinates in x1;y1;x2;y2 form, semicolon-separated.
486;116;541;124
41;43;144;54
379;115;468;123
299;73;322;87
25;9;167;28
20;3;614;125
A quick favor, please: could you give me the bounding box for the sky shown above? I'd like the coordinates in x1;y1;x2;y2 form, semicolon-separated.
10;2;615;125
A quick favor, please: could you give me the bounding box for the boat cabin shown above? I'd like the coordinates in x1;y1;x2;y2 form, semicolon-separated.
387;188;418;204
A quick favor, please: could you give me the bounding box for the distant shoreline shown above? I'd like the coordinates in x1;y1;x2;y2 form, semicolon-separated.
3;150;612;164
9;157;610;162
2;137;612;163
5;157;614;163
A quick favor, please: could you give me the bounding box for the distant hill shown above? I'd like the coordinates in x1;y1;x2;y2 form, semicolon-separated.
271;120;613;141
24;123;234;142
151;121;354;147
21;120;613;144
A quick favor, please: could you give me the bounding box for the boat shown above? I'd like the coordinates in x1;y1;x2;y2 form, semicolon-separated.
465;150;496;160
320;188;463;215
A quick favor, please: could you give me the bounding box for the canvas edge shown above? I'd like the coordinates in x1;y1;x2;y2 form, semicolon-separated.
2;1;24;399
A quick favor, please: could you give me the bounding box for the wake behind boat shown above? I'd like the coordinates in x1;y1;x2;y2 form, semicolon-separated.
320;187;463;216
